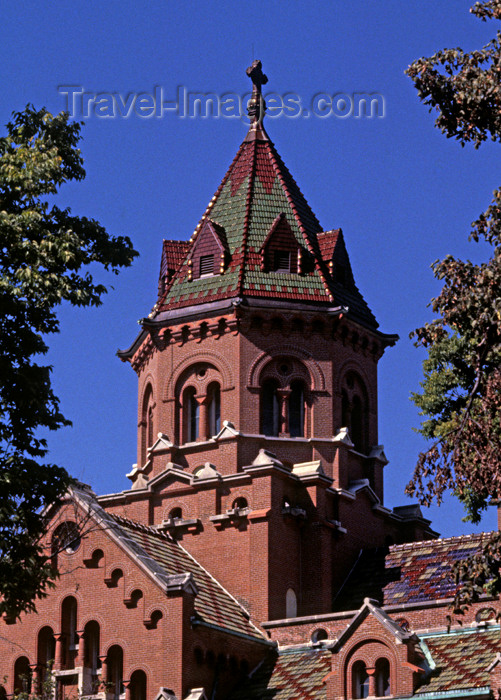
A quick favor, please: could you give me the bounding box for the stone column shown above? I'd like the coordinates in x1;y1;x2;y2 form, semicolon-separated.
29;664;40;695
277;388;291;436
53;633;64;671
98;654;108;687
366;667;376;697
75;630;85;667
197;395;208;441
123;679;132;700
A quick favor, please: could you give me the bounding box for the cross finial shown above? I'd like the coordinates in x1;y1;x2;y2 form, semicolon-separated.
246;60;268;124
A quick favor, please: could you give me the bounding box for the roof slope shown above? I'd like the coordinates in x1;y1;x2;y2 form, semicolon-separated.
417;628;499;694
156;123;377;328
333;534;493;611
112;514;266;642
229;647;331;700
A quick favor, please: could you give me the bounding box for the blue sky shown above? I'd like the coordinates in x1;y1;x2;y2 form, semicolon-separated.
1;1;498;536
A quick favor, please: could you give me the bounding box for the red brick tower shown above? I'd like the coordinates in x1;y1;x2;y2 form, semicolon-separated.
107;62;436;624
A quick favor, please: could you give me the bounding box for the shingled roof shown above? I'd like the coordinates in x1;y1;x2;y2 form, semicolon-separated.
111;514;267;642
155;121;377;329
229;647;332;700
333;533;494;611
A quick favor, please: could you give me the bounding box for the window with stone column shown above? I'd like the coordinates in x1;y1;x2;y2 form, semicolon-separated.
175;363;223;444
140;384;155;466
259;358;309;437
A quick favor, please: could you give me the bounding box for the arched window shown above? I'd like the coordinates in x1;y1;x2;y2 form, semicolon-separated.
0;685;7;700
352;660;369;699
13;657;31;695
37;626;56;675
141;384;154;466
261;379;280;436
107;646;123;700
169;507;182;520
106;568;124;588
375;658;390;697
51;521;81;568
285;588;297;618
207;382;221;436
341;372;369;453
130;670;147;700
61;596;78;669
83;621;100;675
183;386;199;442
289;380;305;437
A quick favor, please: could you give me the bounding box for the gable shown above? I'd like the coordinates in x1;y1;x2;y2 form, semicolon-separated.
188;219;228;280
260;213;300;273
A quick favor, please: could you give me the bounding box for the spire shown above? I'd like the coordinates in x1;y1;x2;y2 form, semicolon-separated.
154;64;378;330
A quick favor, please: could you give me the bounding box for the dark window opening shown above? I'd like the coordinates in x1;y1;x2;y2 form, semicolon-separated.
183;387;199;442
107;646;123;700
289;381;305;437
261;379;280;436
199;254;214;276
375;658;390;697
207;382;221;436
130;670;147;700
352;660;369;699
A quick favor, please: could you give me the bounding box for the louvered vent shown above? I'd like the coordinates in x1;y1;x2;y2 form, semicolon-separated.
274;250;291;272
199;254;214;276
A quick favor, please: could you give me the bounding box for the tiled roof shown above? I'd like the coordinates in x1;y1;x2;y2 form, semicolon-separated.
229;647;331;700
156;123;377;328
334;534;493;611
417;627;499;693
159;240;190;280
110;514;266;642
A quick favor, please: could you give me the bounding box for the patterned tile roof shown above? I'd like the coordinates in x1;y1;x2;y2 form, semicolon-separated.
156;123;377;328
110;514;266;642
333;534;493;611
229;647;331;700
417;627;499;693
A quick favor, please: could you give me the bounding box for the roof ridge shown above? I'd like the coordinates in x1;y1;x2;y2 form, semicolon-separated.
236;137;258;296
389;531;495;552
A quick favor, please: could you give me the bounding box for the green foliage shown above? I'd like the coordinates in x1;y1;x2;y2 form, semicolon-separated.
406;2;501;612
0;106;138;618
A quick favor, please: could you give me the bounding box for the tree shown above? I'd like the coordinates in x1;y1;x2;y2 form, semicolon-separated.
405;1;501;610
0;106;137;618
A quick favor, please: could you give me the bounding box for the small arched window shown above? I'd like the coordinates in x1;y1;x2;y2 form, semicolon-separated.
37;626;56;675
169;507;183;520
261;379;280;436
285;588;297;618
51;521;81;568
311;628;328;643
183;386;199;443
141;384;154;466
130;670;147;700
232;497;248;511
61;596;78;669
207;382;221;436
375;658;390;697
13;657;31;695
289;380;305;437
352;660;369;699
83;621;100;674
107;645;123;700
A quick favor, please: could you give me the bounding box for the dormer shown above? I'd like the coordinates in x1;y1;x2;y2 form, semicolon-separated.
188;219;229;280
318;228;355;287
260;213;301;273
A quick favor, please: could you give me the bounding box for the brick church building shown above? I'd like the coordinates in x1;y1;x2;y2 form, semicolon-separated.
1;62;500;700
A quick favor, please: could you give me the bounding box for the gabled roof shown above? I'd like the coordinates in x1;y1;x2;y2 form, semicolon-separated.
71;486;268;644
333;597;414;652
229;647;332;700
155;121;377;329
333;533;493;611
